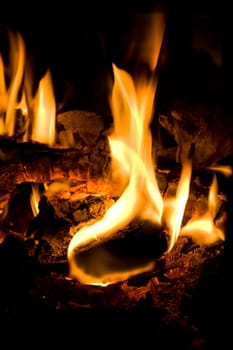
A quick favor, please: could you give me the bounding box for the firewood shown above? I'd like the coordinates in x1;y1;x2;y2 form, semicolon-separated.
157;99;233;168
0;110;113;197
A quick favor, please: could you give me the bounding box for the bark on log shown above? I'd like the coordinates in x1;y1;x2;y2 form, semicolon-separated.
0;110;113;199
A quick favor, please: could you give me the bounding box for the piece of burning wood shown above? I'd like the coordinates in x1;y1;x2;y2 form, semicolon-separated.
0;110;113;194
157;99;233;169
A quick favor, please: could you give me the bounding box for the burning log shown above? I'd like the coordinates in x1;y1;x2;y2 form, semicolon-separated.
0;110;113;201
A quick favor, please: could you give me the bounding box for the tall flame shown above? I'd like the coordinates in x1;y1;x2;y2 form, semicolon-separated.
68;65;164;285
0;30;25;136
67;12;226;286
0;30;56;146
68;11;167;285
0;54;7;112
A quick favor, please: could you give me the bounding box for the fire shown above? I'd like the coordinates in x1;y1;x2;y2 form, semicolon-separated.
68;64;164;286
67;11;168;285
180;174;225;244
0;22;226;287
31;69;56;147
0;30;25;136
67;13;225;286
30;183;42;217
0;29;56;146
163;159;192;251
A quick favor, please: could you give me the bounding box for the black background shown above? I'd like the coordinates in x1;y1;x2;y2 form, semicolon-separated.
1;1;232;112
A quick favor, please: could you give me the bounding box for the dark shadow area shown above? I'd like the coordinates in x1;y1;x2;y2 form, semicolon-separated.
1;1;232;113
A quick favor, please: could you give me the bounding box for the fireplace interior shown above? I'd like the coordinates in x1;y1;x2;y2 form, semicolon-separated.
0;2;233;349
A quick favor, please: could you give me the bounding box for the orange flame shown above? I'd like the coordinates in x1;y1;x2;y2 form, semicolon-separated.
207;165;232;177
0;30;56;146
68;11;167;285
0;30;25;136
0;25;226;286
0;54;7;112
180;174;224;244
68;65;164;285
67;12;226;286
30;183;41;217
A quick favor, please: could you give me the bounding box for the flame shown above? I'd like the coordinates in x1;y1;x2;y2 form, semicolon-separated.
0;30;26;136
0;25;227;286
68;10;167;285
163;159;192;251
207;165;232;177
180;174;224;244
68;64;164;285
0;54;7;112
67;11;226;286
30;183;41;217
31;69;56;146
0;30;56;146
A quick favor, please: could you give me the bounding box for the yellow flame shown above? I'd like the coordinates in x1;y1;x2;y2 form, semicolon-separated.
31;69;56;146
67;11;226;286
30;183;41;217
180;174;224;244
67;10;167;286
163;160;192;251
68;64;164;285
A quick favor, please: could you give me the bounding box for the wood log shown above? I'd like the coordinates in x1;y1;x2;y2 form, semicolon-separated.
2;102;231;203
0;110;113;198
156;99;233;168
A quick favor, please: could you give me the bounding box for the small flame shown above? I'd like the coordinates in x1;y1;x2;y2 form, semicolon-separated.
207;165;232;177
30;183;42;217
163;159;192;251
180;174;224;244
31;69;56;146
